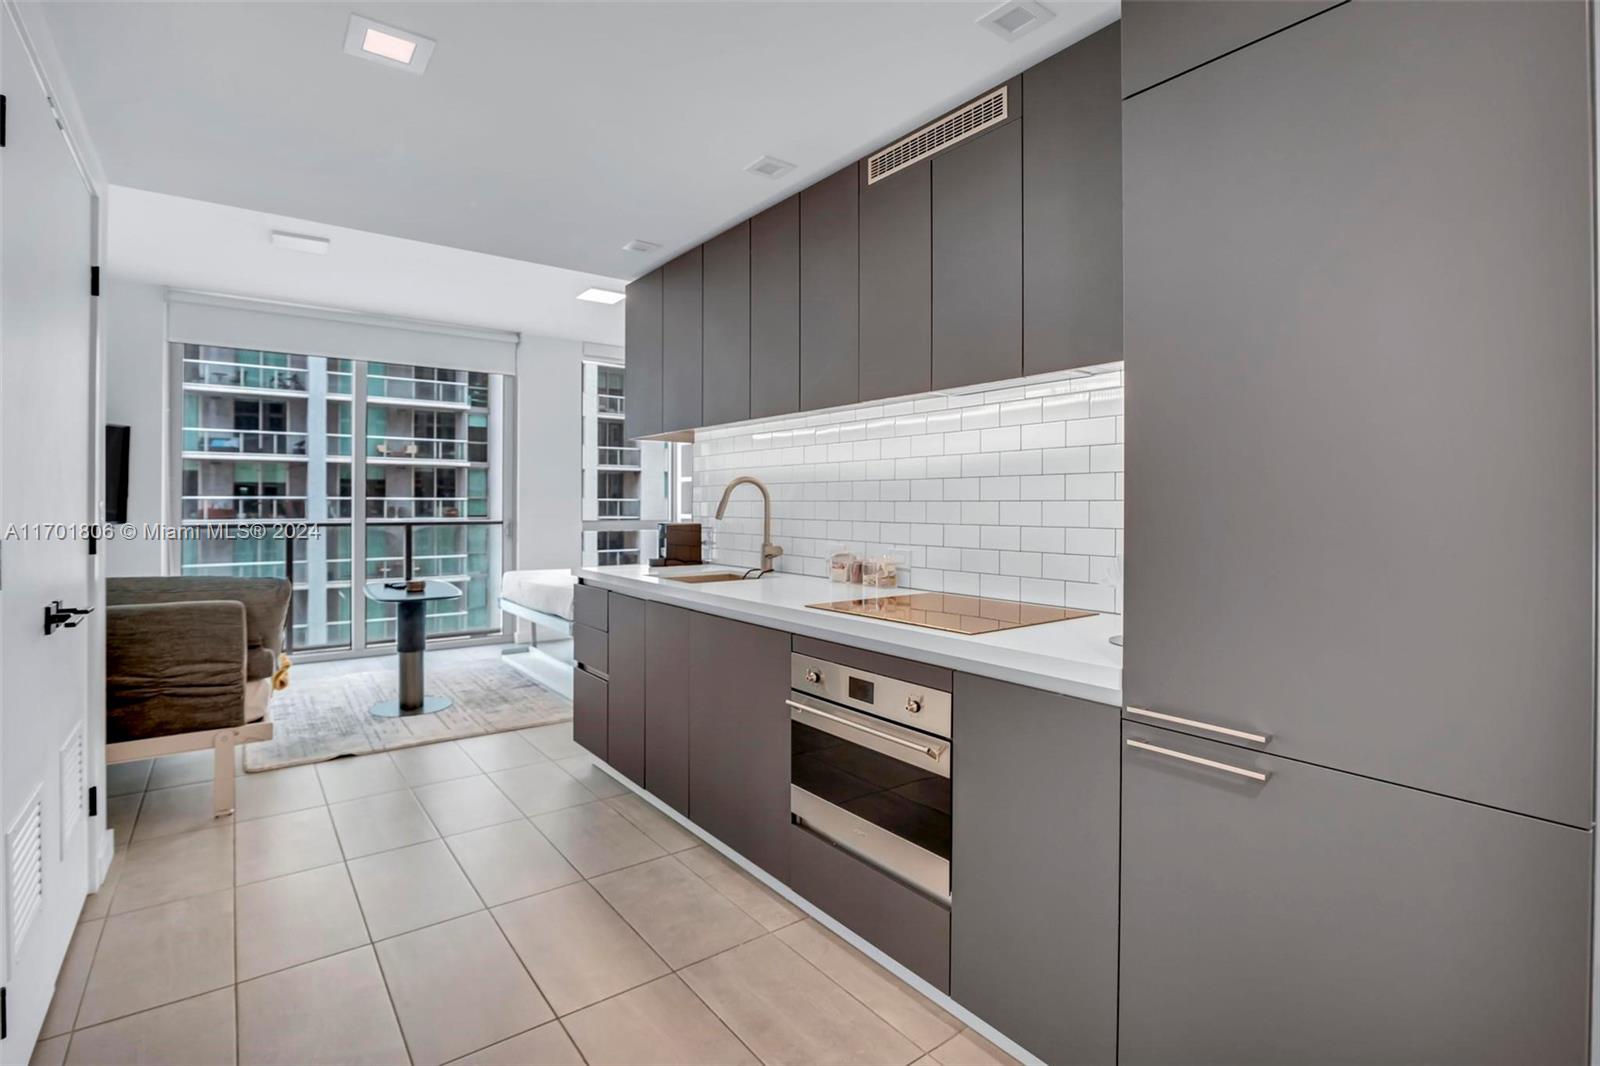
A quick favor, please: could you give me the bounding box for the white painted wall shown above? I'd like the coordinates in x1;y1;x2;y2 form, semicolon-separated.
515;335;586;573
101;277;167;576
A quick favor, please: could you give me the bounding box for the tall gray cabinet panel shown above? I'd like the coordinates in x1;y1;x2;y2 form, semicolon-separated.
1023;23;1121;373
750;197;801;419
932;121;1021;390
623;269;663;441
702;223;751;428
605;593;646;786
858;162;931;401
1120;722;1592;1064
950;675;1117;1065
1123;0;1595;827
644;601;690;815
688;611;790;879
799;167;860;411
1120;0;1343;97
661;248;703;433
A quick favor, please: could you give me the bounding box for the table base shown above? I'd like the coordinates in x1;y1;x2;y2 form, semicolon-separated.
371;695;453;718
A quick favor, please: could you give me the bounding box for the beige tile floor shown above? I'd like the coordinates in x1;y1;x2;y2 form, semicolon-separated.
36;720;1020;1066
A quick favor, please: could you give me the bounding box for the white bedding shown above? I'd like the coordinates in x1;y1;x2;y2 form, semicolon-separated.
498;569;577;621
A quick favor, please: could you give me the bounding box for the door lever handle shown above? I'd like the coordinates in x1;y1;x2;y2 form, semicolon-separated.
44;601;94;636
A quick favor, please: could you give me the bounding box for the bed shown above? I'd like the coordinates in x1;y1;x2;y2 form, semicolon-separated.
497;568;577;635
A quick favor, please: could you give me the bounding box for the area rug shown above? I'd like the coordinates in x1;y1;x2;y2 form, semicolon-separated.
244;656;572;772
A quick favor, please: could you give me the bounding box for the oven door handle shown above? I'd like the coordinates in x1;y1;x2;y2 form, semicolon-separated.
786;699;948;762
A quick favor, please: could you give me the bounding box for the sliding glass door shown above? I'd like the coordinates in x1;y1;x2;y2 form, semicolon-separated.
174;344;511;656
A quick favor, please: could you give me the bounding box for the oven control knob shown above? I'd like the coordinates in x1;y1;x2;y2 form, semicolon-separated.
805;669;822;684
905;697;923;715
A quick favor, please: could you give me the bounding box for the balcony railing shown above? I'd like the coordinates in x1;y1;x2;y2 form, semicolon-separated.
366;496;485;520
596;548;640;565
597;497;641;519
368;374;485;408
183;427;309;457
596;393;625;415
597;446;641;467
368;435;485;463
182;494;307;520
184;358;308;393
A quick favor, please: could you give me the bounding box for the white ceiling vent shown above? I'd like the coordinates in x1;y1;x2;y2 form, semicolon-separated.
744;155;796;180
867;85;1009;185
622;239;662;254
978;1;1054;42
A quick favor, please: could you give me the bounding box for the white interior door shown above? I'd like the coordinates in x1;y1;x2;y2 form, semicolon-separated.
0;11;94;1063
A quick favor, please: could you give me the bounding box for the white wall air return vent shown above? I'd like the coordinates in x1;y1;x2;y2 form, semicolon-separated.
61;726;86;857
8;791;44;960
867;86;1009;185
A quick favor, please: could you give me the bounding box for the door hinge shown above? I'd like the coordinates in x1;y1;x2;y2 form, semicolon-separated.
88;785;98;818
2;985;8;1040
1;94;7;148
90;265;100;297
88;529;98;555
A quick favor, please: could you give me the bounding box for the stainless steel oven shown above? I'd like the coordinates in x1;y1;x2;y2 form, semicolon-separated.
788;652;952;901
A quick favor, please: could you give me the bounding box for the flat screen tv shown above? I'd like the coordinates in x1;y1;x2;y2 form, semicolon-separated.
105;424;130;523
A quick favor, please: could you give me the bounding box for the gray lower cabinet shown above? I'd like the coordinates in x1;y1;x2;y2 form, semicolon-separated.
606;594;646;786
950;675;1117;1065
702;222;751;428
573;665;607;761
1123;0;1594;826
799;166;859;411
750;196;801;419
687;611;790;879
1022;23;1121;373
622;269;663;441
643;600;691;814
788;825;950;992
1120;0;1343;97
1120;722;1592;1064
858;161;931;401
661;247;703;434
932;120;1021;390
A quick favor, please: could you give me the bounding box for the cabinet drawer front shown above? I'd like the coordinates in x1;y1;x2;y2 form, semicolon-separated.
1119;723;1590;1065
573;624;608;678
573;667;608;761
573;584;608;631
788;824;950;992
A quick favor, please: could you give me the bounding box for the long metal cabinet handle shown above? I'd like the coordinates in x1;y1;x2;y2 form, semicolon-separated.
1125;706;1270;745
1125;738;1270;783
786;699;946;761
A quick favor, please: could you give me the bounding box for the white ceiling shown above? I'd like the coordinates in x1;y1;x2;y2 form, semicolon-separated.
42;1;1117;280
105;185;628;344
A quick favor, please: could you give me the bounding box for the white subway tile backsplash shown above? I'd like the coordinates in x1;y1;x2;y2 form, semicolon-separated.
693;363;1124;612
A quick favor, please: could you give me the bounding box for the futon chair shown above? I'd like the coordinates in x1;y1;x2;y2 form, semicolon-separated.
104;576;292;817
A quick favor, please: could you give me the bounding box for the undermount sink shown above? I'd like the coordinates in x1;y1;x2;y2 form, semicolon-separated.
660;572;751;584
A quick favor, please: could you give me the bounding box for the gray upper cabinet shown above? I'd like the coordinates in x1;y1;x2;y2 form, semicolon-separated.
1121;0;1343;97
932;119;1022;390
951;675;1118;1065
750;197;801;419
1123;0;1594;826
1120;722;1592;1064
1023;23;1121;373
702;222;751;428
623;269;663;441
800;166;860;411
858;161;931;401
661;248;703;434
688;611;791;879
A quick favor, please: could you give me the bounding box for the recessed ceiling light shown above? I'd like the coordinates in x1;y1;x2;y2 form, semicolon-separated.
344;15;435;74
978;0;1053;41
622;239;662;254
577;288;626;305
744;155;796;180
270;230;331;255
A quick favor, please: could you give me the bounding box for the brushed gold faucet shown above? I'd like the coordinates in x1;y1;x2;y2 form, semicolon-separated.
714;475;783;574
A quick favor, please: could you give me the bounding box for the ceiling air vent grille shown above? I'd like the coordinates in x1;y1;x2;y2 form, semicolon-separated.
867;86;1008;184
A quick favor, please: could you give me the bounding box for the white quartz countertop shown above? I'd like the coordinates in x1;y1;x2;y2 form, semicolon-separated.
575;564;1124;708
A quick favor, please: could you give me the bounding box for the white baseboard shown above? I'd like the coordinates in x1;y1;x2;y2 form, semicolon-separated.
595;760;1043;1066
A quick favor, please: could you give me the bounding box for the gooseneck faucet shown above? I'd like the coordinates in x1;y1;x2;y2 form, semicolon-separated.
714;475;784;574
